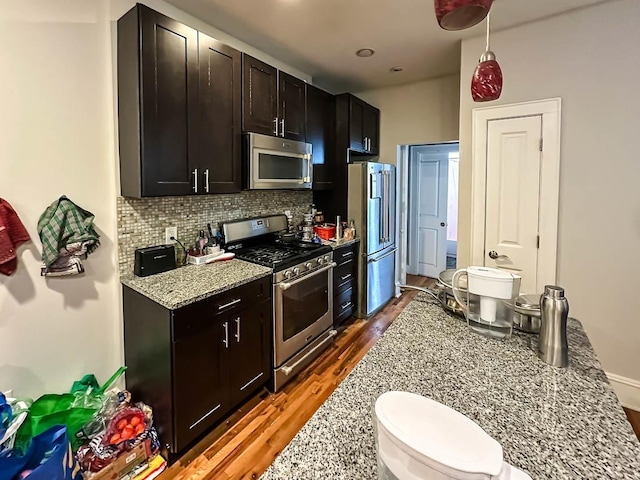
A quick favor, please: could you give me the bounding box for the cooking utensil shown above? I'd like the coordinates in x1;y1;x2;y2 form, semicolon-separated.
513;294;541;334
314;224;336;240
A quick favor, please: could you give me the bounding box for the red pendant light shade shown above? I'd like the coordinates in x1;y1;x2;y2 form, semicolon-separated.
471;13;502;102
471;52;503;102
434;0;493;31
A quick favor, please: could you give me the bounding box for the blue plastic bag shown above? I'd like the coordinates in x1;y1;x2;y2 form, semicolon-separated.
0;393;12;440
0;425;81;480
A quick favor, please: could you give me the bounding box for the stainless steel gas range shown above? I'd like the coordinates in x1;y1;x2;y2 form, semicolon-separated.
221;215;337;391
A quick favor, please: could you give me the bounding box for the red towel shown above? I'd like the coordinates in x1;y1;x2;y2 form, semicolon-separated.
0;199;30;276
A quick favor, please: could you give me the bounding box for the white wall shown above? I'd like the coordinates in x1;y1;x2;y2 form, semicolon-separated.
0;0;121;398
458;0;640;395
0;0;311;399
356;74;460;164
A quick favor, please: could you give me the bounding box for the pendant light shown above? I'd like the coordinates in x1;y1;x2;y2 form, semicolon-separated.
434;0;493;31
471;13;503;102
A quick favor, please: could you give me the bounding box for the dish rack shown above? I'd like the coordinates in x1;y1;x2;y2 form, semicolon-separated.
186;249;225;265
0;398;29;453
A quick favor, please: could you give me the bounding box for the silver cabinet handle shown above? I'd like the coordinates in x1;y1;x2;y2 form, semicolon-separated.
192;168;198;193
204;169;210;193
234;317;240;343
280;118;285;137
223;321;229;348
341;301;352;310
218;298;241;311
363;136;367;151
342;251;353;257
341;273;352;281
273;117;279;136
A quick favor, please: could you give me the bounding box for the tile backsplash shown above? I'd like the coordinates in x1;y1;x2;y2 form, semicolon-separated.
117;190;313;275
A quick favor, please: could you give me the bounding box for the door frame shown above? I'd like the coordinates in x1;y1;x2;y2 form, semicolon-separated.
407;144;457;277
471;98;562;292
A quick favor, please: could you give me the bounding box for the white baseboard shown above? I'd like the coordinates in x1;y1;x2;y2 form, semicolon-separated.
606;372;640;411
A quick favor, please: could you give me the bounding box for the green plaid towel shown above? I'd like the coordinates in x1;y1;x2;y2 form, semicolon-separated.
37;196;100;267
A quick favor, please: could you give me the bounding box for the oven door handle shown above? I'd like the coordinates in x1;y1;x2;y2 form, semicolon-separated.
279;262;337;291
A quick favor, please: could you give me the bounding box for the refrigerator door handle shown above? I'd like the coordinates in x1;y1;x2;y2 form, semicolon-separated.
383;170;390;243
379;171;385;243
370;248;397;263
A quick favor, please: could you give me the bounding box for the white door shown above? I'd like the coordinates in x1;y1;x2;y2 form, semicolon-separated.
485;115;542;293
408;146;448;278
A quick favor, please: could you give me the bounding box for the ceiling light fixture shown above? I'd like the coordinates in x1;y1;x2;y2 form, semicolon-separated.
355;48;375;58
471;12;502;102
390;66;404;73
434;0;493;31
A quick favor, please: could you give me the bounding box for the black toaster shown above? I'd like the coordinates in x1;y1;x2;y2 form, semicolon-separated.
134;245;176;277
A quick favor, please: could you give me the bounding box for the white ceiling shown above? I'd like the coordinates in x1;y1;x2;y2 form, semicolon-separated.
165;0;611;93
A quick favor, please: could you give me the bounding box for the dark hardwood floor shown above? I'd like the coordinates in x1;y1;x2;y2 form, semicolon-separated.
625;408;640;440
158;274;639;479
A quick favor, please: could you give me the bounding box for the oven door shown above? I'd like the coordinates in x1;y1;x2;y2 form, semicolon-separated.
273;263;334;367
247;133;312;189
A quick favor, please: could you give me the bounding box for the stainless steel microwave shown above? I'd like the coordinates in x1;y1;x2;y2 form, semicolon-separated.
246;133;312;189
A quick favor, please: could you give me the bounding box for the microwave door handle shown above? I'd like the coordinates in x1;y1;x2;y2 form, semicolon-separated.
307;155;312;184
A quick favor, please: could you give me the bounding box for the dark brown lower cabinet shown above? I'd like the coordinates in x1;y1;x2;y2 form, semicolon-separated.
123;276;272;457
333;241;359;327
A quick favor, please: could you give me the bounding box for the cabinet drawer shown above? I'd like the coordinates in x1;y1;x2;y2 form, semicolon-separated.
334;287;355;325
173;276;270;341
334;244;357;265
334;259;355;294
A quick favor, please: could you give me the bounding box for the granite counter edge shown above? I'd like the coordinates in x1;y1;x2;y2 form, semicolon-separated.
120;268;272;310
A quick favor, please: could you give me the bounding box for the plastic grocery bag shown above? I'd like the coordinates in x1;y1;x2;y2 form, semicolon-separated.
0;425;81;480
14;367;126;452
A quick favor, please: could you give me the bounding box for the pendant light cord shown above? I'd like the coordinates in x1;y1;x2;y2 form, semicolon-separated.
486;13;491;52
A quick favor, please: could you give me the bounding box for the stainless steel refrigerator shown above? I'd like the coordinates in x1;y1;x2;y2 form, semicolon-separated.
348;162;396;318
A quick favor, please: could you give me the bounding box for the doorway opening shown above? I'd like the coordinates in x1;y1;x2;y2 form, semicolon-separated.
403;142;459;281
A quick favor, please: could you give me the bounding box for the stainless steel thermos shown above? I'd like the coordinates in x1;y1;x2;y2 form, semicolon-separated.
537;285;569;368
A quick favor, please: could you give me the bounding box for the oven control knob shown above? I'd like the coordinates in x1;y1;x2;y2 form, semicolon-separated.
284;270;293;279
317;257;325;265
293;267;300;275
324;255;331;262
305;262;313;269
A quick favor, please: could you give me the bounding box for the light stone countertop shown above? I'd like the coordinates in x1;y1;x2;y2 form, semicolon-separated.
261;294;640;480
120;259;272;310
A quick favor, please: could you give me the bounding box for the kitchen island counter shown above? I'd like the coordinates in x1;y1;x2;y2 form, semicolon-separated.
121;259;272;310
261;295;640;479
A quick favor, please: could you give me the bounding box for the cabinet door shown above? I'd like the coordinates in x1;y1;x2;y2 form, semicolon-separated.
279;72;306;141
242;54;278;136
139;5;198;196
172;315;228;452
363;105;380;155
307;85;335;190
228;300;271;405
197;34;241;194
349;97;365;152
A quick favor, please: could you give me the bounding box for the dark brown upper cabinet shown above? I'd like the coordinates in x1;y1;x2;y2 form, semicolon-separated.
241;54;278;137
343;94;379;155
196;34;242;194
279;72;306;142
117;4;242;197
307;84;335;190
242;54;306;141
